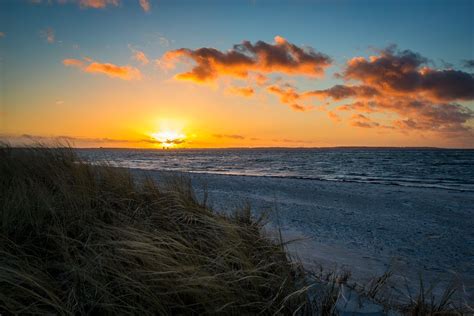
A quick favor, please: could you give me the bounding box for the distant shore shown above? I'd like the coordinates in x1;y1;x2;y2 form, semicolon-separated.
130;168;474;304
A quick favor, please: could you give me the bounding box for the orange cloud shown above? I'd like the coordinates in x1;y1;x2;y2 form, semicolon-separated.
78;0;119;8
63;58;85;67
63;58;141;80
227;86;254;97
162;36;332;83
0;32;5;38
139;0;150;12
254;73;268;86
327;111;341;123
267;84;300;104
132;50;149;65
349;114;381;128
266;84;312;112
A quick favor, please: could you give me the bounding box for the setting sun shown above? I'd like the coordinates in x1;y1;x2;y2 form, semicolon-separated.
150;130;186;148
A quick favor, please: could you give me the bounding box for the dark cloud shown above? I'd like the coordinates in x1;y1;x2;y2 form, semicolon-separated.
341;97;473;135
349;114;380;128
213;134;245;140
306;84;379;100
338;101;379;113
341;46;474;102
463;59;474;69
142;137;186;145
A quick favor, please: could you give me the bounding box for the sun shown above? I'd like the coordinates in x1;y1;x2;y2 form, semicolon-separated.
150;130;186;148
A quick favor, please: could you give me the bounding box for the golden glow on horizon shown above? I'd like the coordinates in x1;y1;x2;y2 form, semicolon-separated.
146;118;189;148
150;130;186;148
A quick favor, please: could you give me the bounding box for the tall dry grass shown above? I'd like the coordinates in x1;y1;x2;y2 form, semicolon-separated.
0;145;308;314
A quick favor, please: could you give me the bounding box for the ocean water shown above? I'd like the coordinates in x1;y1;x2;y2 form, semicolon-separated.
79;148;474;192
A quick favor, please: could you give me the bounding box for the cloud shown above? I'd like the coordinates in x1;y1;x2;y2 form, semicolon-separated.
162;36;332;83
143;138;186;145
266;84;312;112
31;0;120;9
271;138;315;145
389;99;473;133
160;41;473;132
85;62;142;80
0;133;190;147
0;32;5;38
78;0;119;8
213;134;245;140
306;84;379;100
159;36;331;112
463;59;474;69
31;0;154;11
132;49;149;65
254;73;268;86
40;27;55;43
63;58;85;67
340;96;473;135
159;37;170;47
349;114;380;128
139;0;150;12
0;133;138;146
227;86;254;97
338;101;378;113
63;58;142;80
327;111;341;123
307;46;474;136
267;84;300;103
340;46;474;102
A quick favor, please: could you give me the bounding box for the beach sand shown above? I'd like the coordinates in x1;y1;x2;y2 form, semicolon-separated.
131;169;474;303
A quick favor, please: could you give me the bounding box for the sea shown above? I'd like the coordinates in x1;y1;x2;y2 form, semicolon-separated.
79;148;474;192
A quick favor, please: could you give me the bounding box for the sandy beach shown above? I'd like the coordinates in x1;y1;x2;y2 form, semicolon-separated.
133;169;474;303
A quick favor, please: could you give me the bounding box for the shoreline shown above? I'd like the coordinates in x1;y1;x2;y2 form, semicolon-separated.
128;167;474;303
183;170;474;193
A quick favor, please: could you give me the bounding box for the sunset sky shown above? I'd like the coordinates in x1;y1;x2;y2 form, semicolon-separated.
1;0;473;148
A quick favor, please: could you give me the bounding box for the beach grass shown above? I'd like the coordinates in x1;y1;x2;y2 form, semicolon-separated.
0;144;310;314
0;144;469;315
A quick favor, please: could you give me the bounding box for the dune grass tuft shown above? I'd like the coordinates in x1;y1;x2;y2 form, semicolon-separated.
0;145;308;314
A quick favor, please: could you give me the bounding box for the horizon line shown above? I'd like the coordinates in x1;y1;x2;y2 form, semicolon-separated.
28;145;474;150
